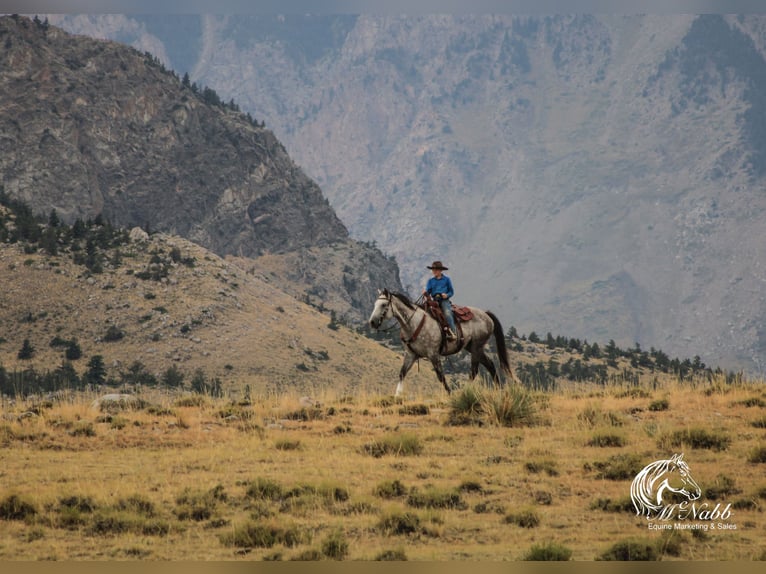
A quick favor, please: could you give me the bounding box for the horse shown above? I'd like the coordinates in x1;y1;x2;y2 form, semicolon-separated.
368;289;514;396
630;453;701;518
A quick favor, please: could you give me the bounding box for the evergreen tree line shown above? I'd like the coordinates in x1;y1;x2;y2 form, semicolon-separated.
0;358;223;400
507;326;739;388
0;189;129;274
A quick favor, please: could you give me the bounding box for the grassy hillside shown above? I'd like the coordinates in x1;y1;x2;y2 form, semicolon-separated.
0;215;435;399
0;380;764;560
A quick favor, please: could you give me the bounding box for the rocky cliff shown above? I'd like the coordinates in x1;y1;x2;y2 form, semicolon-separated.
0;14;401;324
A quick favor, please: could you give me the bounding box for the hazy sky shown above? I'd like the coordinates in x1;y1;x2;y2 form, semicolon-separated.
8;0;763;14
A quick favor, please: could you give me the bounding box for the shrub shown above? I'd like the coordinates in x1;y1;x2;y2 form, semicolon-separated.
589;453;645;480
174;486;226;521
363;433;423;457
274;439;302;451
220;522;302;549
374;479;408;499
103;325;125;342
751;417;766;429
748;446;766;464
525;459;559;476
587;433;626;447
598;540;658;561
321;530;349;560
482;387;538;427
375;548;408;560
658;428;730;451
523;542;573;561
648;398;669;411
406;487;466;510
446;385;484;425
378;511;422;536
503;509;540;528
246;478;283;501
58;495;97;513
589;497;634;513
87;510;139;535
0;494;37;521
116;494;155;516
69;422;96;437
398;404;430;416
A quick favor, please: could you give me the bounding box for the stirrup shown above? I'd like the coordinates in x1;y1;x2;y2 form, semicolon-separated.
446;329;457;341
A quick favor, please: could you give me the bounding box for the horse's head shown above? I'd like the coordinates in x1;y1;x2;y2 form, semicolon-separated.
662;453;701;503
369;289;393;329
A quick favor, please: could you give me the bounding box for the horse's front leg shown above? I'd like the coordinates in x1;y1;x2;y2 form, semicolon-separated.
397;351;418;397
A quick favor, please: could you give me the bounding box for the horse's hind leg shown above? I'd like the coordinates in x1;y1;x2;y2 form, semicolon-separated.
429;356;452;394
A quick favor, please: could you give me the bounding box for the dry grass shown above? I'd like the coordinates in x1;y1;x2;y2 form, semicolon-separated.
0;378;765;561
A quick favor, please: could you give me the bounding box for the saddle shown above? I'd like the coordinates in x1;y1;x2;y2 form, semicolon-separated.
423;300;473;346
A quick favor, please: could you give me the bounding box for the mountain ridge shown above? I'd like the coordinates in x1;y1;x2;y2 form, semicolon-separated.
45;13;766;374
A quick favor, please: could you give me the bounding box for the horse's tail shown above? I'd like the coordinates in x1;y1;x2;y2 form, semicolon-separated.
487;311;512;377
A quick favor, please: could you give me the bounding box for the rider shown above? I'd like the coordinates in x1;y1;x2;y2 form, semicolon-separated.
423;261;458;341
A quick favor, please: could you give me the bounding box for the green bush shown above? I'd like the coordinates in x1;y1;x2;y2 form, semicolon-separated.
374;479;408;499
523;542;572;561
220;522;303;549
598;540;658;561
748;446;766;464
648;398;670;411
246;478;283;501
503;509;540;528
116;494;156;516
363;433;423;457
587;433;626;447
378;511;422;536
658;428;730;451
525;459;559;476
406;487;466;510
482;387;538;427
321;530;348;560
589;453;645;480
398;403;430;416
446;385;484;425
589;497;634;513
0;494;38;521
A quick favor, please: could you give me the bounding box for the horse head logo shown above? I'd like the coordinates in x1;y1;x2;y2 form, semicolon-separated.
630;453;701;518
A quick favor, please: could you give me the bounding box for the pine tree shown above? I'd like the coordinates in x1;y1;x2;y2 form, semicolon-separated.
18;338;35;360
65;339;82;361
85;355;106;386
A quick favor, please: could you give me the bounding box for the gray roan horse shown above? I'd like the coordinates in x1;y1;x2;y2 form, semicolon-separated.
368;289;513;396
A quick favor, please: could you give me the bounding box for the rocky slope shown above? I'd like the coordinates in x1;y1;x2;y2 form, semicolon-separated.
0;15;401;326
44;13;766;373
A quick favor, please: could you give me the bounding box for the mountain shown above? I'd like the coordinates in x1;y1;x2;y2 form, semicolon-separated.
0;14;402;327
43;13;766;374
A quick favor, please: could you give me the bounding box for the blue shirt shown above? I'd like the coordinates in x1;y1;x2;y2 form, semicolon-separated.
426;274;454;300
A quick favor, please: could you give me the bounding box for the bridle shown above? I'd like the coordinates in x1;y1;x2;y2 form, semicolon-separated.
374;292;420;333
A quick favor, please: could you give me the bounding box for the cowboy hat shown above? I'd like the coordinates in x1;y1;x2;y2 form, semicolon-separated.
427;261;449;270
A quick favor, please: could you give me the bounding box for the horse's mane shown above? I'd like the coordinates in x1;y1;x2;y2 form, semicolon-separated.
390;291;416;310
